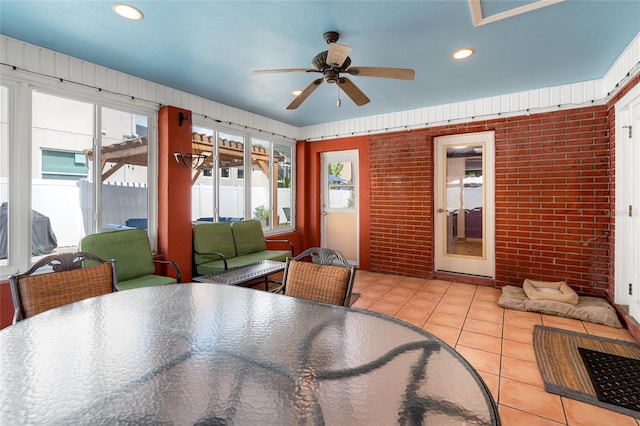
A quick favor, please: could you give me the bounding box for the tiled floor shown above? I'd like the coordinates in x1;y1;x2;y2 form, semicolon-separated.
350;270;640;426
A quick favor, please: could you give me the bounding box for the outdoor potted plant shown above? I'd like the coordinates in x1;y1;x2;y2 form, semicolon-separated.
253;205;269;226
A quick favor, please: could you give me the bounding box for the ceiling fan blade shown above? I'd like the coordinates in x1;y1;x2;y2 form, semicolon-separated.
287;78;323;110
326;42;352;68
252;68;316;74
337;77;370;106
346;67;415;80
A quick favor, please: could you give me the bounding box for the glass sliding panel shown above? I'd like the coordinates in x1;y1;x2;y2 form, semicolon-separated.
191;125;215;222
275;143;292;228
251;137;271;229
0;86;8;266
218;132;244;221
445;145;484;257
99;107;148;232
31;91;94;260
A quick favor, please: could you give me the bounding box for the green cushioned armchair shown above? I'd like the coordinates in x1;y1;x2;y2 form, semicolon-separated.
79;229;181;291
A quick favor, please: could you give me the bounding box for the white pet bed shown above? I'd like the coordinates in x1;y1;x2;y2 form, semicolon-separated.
522;279;579;305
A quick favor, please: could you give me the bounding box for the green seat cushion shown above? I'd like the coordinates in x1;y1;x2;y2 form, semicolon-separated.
80;229;154;281
193;222;237;265
118;275;177;291
231;220;266;255
197;250;291;275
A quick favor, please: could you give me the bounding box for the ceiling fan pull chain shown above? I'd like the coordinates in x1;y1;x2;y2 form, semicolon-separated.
337;85;341;107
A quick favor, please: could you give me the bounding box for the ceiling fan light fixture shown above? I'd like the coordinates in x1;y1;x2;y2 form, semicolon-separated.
112;3;144;20
452;48;475;60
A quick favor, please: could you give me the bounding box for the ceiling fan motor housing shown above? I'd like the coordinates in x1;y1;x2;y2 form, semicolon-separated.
312;52;351;72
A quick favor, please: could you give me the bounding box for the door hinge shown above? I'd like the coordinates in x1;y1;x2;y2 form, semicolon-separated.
623;125;632;138
629;283;633;296
630;205;633;217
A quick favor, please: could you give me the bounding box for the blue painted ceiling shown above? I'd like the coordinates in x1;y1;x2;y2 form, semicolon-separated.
0;1;638;127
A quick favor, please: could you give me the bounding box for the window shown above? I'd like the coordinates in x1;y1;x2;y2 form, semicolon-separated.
191;123;294;232
30;90;154;263
41;150;89;180
99;107;149;231
251;138;271;229
32;91;94;262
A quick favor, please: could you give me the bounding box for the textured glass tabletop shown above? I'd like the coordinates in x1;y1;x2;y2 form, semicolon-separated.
0;284;499;425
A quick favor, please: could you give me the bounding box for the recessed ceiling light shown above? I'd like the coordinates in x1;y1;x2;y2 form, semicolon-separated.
452;48;475;60
292;90;302;96
112;4;144;20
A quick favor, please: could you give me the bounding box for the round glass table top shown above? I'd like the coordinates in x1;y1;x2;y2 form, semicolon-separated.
0;283;499;425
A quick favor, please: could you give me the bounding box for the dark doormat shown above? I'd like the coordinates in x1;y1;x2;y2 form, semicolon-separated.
578;347;640;413
533;325;640;418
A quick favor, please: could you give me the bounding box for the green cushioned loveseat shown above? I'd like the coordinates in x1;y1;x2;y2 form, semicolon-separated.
79;228;181;291
193;220;293;276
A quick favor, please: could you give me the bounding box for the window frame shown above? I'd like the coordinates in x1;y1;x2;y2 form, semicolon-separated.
191;119;295;234
0;76;159;278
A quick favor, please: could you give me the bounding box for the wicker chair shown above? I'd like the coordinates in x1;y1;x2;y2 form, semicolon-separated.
9;251;117;324
281;247;356;306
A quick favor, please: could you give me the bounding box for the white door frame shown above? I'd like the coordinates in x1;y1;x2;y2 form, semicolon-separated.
320;150;359;266
434;131;495;278
615;83;640;322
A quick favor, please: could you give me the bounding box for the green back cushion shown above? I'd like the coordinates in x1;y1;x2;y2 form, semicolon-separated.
231;220;266;255
79;229;154;281
193;222;237;264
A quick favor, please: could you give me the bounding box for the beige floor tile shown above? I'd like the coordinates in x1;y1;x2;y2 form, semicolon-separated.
503;324;536;344
458;330;502;354
471;299;505;312
499;377;565;423
427;311;466;329
467;307;505;324
500;356;543;388
464;317;503;338
367;300;401;316
395;305;431;323
501;339;536;363
433;300;471;317
498;405;565;425
477;370;500;403
378;292;411;305
422;279;451;294
504;308;543;324
396;276;427;289
421;322;461;346
562;397;639;426
455;345;501;375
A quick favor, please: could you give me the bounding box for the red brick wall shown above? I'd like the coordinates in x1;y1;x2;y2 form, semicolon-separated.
369;108;612;296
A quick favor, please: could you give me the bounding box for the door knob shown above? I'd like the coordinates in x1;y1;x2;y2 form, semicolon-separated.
437;208;444;213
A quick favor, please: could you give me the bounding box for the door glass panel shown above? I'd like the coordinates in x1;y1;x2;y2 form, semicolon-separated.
327;161;355;209
445;145;483;257
218;132;245;220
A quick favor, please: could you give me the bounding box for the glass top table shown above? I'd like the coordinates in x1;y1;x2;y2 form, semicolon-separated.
0;283;500;425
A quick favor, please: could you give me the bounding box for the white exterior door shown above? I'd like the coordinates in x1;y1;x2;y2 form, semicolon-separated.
434;132;495;278
321;151;359;265
615;85;640;322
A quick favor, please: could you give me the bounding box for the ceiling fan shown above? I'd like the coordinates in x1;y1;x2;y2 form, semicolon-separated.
252;31;415;110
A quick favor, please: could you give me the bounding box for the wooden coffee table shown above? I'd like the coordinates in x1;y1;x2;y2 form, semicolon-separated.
193;260;285;291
